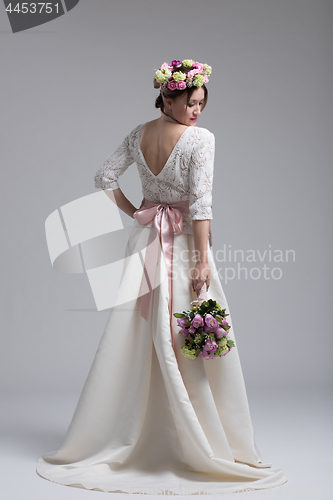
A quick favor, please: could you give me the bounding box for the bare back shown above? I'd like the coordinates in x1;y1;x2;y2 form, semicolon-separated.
139;119;188;176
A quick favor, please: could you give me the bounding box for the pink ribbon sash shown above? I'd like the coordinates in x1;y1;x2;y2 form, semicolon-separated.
134;198;191;352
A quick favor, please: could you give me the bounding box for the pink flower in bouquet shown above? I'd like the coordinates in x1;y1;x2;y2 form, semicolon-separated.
214;326;228;339
221;318;229;328
205;314;218;329
167;80;177;90
192;314;204;328
188;326;196;334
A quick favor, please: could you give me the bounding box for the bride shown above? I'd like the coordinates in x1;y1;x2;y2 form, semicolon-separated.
36;59;288;495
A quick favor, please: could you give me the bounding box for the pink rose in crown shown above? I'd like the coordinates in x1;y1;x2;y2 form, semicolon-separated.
188;68;200;78
205;314;218;329
193;62;204;72
176;81;186;90
191;314;204;328
168;81;177;90
161;62;173;71
172;60;182;67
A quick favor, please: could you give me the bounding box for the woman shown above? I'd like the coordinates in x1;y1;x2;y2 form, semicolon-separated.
36;59;288;494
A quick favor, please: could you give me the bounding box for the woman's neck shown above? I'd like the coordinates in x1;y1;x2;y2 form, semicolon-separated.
160;109;183;125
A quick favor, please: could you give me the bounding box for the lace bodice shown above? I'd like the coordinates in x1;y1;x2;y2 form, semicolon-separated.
94;124;215;234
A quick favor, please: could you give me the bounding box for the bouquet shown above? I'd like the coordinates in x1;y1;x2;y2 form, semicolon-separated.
173;285;235;360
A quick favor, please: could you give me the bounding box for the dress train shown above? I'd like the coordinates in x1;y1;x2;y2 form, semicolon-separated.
36;225;288;494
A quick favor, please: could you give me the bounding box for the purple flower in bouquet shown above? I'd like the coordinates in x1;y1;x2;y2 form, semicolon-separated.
177;316;189;328
205;314;218;329
188;325;196;334
204;324;214;334
204;338;219;353
200;338;219;360
191;314;204;328
179;327;190;338
214;326;228;339
221;318;229;328
199;349;215;360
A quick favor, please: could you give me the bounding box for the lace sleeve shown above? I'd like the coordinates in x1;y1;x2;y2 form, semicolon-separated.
189;130;215;220
94;133;134;190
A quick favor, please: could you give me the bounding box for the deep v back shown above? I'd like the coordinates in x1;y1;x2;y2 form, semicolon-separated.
139;122;190;177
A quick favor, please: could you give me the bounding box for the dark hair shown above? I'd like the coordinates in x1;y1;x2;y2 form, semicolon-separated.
154;64;208;112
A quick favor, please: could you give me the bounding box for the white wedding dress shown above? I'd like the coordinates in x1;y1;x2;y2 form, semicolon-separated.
36;124;288;494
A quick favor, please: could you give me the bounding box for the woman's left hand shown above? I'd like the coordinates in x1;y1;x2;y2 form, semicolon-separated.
191;261;211;294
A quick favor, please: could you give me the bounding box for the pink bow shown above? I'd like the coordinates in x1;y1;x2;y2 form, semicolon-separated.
134;199;191;352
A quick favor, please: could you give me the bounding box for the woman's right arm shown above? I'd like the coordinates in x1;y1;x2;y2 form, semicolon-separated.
95;128;140;217
103;188;138;219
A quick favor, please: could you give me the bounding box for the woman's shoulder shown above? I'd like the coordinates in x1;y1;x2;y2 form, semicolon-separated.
127;123;144;137
189;125;215;141
187;126;215;152
122;124;144;150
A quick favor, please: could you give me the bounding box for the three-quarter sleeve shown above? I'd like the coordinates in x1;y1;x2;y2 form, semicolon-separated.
189;130;215;220
94;133;134;190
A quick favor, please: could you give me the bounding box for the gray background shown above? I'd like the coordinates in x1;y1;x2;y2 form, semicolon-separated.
0;1;332;498
2;0;331;392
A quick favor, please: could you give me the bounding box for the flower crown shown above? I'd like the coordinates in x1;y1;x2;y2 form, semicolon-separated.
154;59;212;91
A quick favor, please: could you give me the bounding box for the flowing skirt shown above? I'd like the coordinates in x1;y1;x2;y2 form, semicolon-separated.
36;225;288;494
